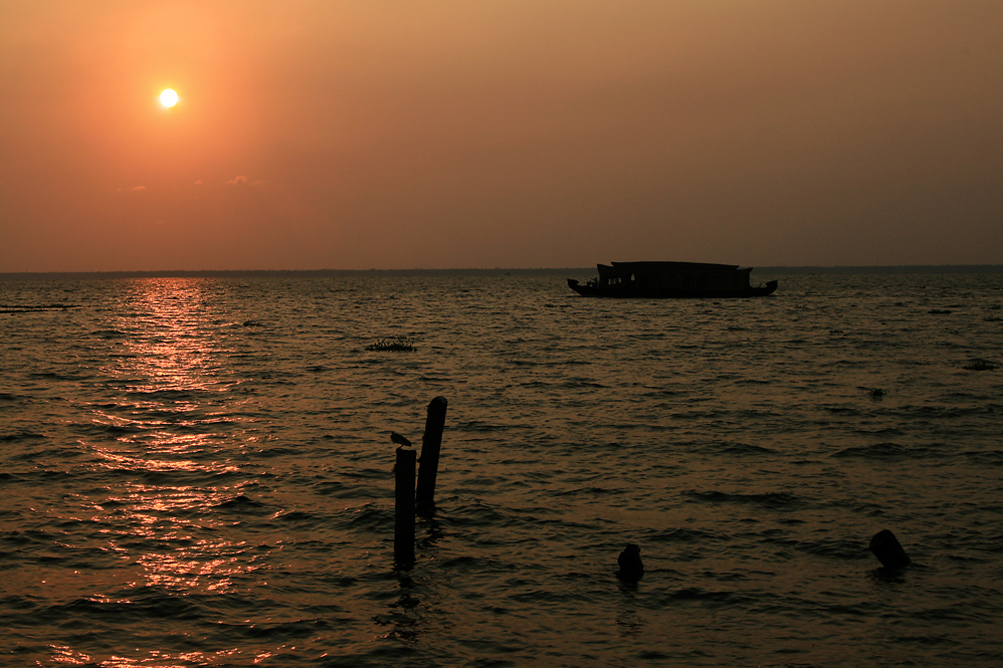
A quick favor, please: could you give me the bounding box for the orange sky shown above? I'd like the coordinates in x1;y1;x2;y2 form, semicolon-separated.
2;1;1001;271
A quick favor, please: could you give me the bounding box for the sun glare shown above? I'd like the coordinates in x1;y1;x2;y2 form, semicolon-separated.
160;89;179;108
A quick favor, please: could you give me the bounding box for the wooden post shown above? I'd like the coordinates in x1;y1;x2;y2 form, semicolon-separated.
869;529;911;569
394;447;416;568
617;543;644;582
416;396;448;516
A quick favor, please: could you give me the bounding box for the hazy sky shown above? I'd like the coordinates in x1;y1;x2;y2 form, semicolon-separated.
2;1;1001;271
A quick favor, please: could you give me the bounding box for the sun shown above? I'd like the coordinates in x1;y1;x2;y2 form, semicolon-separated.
159;89;179;108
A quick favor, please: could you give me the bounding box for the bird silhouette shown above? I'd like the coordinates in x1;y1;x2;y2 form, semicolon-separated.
390;431;412;447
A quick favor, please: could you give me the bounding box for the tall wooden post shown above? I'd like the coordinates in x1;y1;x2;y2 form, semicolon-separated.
416;396;448;516
394;447;416;567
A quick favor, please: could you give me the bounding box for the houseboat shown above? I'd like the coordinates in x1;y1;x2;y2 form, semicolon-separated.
567;261;777;298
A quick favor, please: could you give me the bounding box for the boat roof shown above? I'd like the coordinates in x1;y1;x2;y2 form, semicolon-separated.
602;261;744;272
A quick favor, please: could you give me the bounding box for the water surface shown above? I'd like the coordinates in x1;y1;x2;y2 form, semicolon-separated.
2;271;1002;666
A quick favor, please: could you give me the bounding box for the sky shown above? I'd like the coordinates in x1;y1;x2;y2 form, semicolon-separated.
1;1;1001;272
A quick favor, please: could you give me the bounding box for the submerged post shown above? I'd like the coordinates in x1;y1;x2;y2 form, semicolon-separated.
394;447;416;567
869;529;911;569
416;396;448;516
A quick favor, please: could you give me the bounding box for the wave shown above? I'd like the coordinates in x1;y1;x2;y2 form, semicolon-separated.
831;442;940;460
682;490;807;510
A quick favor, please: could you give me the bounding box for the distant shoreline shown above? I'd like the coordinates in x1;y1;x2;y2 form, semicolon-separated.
1;265;1002;280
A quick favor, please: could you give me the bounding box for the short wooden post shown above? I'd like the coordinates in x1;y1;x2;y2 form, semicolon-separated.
869;529;911;569
416;396;448;516
394;447;416;567
617;543;644;582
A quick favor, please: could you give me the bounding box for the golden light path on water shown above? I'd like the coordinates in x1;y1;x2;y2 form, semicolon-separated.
64;279;273;666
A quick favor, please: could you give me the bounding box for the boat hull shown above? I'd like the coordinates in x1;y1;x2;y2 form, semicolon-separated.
567;278;778;298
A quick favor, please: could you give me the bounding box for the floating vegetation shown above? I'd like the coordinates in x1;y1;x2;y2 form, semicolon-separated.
927;309;952;315
868;388;885;400
366;336;415;352
985;304;1001;310
984;316;1003;322
963;359;998;372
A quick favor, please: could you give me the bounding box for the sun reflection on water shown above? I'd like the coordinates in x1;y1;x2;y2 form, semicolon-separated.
116;278;232;394
65;279;266;664
50;645;245;667
133;536;257;593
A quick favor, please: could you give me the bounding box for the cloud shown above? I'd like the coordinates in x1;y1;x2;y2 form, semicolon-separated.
194;179;203;186
117;185;147;193
227;175;266;186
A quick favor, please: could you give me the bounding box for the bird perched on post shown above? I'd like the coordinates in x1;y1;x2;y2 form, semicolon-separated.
390;432;412;447
617;543;644;581
390;432;413;473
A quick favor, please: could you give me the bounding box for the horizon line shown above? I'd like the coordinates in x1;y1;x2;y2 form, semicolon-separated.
3;264;1003;279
